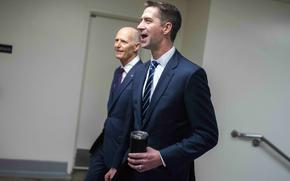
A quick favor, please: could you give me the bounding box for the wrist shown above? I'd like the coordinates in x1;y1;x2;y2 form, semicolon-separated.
158;151;166;167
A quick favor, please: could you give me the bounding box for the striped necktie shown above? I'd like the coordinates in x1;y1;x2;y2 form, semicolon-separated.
142;61;158;119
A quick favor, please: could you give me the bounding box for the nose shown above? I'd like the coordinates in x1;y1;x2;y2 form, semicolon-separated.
114;40;120;48
137;20;144;31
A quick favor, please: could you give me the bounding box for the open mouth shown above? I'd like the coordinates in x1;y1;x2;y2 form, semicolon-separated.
140;34;148;40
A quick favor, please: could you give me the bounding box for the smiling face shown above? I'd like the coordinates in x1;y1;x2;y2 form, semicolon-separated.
114;27;140;66
137;7;164;50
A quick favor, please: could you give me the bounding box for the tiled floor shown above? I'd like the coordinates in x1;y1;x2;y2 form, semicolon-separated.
0;170;87;181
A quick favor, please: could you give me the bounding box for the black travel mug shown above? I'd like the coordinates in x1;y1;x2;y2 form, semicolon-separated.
129;131;149;153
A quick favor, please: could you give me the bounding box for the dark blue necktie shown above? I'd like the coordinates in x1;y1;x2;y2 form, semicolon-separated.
142;61;158;119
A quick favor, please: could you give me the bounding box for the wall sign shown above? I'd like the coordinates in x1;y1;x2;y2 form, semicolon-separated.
0;44;13;54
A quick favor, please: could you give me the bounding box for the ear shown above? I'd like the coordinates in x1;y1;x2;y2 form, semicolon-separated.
163;22;172;36
134;42;141;52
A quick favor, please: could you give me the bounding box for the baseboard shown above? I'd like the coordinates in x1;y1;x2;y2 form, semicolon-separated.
0;159;70;179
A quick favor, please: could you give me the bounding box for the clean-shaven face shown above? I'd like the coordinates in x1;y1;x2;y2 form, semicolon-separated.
137;7;164;49
114;28;138;64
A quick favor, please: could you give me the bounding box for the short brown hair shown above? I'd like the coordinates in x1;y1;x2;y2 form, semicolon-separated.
145;1;182;42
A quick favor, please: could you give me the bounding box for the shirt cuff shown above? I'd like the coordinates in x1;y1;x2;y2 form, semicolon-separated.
159;152;166;167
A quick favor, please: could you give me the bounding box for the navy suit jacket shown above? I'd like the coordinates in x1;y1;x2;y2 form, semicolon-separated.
89;60;142;168
113;51;218;181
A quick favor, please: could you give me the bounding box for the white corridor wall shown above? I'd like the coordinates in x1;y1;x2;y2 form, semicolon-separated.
198;0;290;180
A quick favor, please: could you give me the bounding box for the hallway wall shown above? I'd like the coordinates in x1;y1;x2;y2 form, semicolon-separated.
200;0;290;180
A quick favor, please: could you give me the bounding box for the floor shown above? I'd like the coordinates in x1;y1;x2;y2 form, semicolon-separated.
0;170;87;181
0;149;90;181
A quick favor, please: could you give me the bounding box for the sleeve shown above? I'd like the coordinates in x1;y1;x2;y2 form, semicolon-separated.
159;68;219;171
111;92;134;169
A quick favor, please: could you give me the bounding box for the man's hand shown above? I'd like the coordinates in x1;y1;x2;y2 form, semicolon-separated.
104;168;117;181
127;147;163;172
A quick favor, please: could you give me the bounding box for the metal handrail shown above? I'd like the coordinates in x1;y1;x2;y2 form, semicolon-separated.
231;130;290;163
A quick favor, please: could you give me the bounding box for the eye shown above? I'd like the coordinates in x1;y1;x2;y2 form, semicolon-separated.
144;18;152;24
121;40;127;43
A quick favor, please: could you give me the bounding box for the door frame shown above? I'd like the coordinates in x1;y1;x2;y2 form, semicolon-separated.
73;11;140;169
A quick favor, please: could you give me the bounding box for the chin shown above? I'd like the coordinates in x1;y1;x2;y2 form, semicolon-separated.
141;42;149;48
115;57;121;61
115;54;123;59
140;40;147;47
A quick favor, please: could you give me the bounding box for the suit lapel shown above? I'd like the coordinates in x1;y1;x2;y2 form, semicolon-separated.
142;52;179;128
133;62;148;129
108;61;142;114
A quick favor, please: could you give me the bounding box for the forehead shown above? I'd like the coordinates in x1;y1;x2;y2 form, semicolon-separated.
115;29;133;40
141;7;160;19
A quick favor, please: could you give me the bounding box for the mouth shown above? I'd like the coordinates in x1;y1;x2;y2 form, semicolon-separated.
115;50;123;56
115;49;123;53
140;33;148;41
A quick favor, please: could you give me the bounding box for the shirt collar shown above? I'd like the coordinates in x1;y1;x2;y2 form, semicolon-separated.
151;47;176;67
122;55;140;73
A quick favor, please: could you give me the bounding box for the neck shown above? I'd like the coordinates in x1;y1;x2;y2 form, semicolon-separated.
120;55;137;66
151;40;173;60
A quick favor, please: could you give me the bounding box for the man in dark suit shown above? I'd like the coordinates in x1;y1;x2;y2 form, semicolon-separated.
85;27;142;181
105;1;218;181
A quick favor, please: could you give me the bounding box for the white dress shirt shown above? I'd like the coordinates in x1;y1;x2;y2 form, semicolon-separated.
142;47;176;99
120;55;140;83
